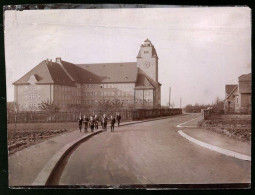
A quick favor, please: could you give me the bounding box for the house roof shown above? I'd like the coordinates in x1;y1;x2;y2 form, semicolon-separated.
13;60;75;86
225;85;238;100
239;73;251;81
225;85;238;95
76;62;138;83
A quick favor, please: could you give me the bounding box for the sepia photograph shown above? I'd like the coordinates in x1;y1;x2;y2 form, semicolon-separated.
4;5;251;189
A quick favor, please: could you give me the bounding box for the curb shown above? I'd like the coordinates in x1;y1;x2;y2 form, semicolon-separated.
176;116;201;128
178;130;251;161
32;130;103;185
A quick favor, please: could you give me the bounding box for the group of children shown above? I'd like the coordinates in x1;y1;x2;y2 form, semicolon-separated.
78;113;122;133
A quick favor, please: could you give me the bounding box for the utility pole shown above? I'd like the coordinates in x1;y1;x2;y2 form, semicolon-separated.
180;98;182;108
169;87;171;108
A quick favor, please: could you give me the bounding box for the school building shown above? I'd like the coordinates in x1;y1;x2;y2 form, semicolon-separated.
13;39;161;111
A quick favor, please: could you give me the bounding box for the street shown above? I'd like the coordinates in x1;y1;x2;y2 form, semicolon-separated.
59;114;250;185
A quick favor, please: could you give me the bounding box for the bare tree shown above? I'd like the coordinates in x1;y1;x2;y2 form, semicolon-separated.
7;102;20;114
38;99;59;121
7;102;20;124
94;98;124;112
212;97;224;114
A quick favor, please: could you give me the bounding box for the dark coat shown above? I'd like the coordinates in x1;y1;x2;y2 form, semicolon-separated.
78;118;83;125
116;115;121;121
89;119;95;127
111;118;116;126
102;117;108;125
83;117;89;124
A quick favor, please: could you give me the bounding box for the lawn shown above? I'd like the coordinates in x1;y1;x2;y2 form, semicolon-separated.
201;115;251;142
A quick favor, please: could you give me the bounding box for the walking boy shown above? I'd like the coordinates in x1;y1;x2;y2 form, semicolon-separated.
102;114;108;131
110;115;116;132
94;114;99;130
116;113;121;127
83;115;89;133
89;116;95;132
78;116;83;132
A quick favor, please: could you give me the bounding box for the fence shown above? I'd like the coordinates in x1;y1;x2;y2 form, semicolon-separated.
7;108;182;123
201;108;213;120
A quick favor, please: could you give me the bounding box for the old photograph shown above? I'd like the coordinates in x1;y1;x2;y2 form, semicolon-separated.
4;5;251;188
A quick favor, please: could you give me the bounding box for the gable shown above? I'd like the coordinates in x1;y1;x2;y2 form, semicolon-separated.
13;60;75;86
27;74;38;84
13;60;54;85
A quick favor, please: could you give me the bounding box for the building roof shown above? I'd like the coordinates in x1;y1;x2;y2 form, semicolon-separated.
76;62;138;83
13;60;74;86
14;57;163;87
144;38;151;42
225;85;238;95
238;73;251;81
135;68;160;89
225;85;238;100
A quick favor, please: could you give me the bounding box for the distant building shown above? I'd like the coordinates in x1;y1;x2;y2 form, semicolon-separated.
13;39;161;111
224;73;251;113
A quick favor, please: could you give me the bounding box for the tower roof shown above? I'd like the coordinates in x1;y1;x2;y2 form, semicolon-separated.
144;38;151;42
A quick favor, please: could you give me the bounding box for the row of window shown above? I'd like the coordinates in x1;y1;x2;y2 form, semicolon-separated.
135;99;152;103
25;85;41;90
136;90;153;96
84;90;133;96
25;94;40;100
22;103;38;108
83;83;134;89
83;99;134;104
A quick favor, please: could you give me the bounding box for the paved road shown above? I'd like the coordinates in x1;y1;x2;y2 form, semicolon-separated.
59;114;250;185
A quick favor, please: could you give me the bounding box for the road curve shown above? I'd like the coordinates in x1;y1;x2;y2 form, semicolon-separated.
57;114;250;185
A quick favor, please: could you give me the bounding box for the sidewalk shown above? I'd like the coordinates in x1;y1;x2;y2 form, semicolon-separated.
9;114;183;186
177;116;251;158
181;128;251;157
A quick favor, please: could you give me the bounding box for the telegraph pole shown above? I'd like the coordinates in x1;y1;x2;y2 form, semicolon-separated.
180;98;182;108
169;87;171;108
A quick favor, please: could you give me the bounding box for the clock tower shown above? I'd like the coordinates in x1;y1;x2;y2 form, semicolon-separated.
137;39;159;82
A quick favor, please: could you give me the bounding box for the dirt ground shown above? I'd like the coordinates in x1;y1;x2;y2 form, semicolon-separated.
7;122;79;155
200;117;251;142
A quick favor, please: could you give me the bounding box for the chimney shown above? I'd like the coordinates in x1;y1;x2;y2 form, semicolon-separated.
55;57;61;64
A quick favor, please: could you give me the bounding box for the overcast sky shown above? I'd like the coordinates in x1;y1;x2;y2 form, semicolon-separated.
4;7;251;107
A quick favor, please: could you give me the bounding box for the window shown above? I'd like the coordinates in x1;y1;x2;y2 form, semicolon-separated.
144;51;149;54
29;93;37;99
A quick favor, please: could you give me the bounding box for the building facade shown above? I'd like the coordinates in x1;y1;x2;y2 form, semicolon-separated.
13;39;161;111
224;73;251;113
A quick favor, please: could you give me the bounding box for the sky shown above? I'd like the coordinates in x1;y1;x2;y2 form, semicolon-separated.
4;7;251;107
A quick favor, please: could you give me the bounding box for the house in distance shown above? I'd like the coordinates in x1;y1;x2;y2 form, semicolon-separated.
224;73;251;113
13;39;161;111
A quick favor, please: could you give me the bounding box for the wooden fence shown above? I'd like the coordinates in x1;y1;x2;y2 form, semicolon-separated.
7;108;182;123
